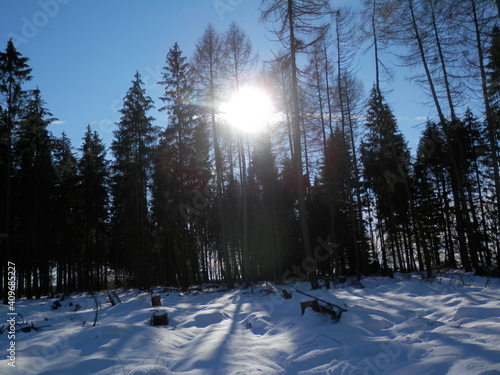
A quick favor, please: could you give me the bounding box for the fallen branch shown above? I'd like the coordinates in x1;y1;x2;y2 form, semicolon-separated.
294;287;347;310
294;287;347;322
271;285;293;299
313;334;343;346
16;322;51;333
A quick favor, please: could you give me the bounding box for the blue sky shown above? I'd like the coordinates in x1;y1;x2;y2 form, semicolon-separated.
0;0;430;152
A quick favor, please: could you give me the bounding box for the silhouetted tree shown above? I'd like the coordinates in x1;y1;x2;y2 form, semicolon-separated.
0;39;32;303
12;89;56;298
110;72;157;288
192;24;234;288
360;87;415;273
154;42;211;288
77;126;110;290
261;0;333;288
51;132;79;292
222;22;257;284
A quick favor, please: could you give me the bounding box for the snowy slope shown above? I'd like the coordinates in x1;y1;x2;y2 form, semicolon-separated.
1;273;500;375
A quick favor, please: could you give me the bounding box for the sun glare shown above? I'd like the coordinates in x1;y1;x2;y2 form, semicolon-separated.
220;86;274;133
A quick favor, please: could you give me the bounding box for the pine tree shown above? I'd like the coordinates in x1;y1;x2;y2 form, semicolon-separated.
51;132;79;293
414;123;451;268
486;26;500;230
360;87;415;273
110;72;157;288
249;133;283;281
0;39;32;303
154;43;210;288
77;126;109;290
12;88;56;298
319;130;351;276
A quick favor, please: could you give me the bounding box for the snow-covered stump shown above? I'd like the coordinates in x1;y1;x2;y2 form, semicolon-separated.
151;310;169;326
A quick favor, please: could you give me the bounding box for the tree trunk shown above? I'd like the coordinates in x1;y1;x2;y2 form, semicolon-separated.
287;0;315;284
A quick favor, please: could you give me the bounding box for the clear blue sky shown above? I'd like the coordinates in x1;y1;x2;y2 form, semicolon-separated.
1;0;430;152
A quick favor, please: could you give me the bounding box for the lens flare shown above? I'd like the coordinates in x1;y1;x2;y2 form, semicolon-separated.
220;86;274;133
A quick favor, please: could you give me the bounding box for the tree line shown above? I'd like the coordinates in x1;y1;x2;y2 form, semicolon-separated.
1;0;499;299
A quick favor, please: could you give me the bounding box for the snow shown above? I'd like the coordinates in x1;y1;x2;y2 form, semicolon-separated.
1;273;500;374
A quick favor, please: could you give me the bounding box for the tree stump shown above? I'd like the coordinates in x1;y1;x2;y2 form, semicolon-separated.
152;295;161;306
108;291;121;306
281;289;292;299
151;311;169;326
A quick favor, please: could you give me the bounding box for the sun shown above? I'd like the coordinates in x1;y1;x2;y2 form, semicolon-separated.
220;86;274;133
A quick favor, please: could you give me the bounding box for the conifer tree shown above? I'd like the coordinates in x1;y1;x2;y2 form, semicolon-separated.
51;132;79;292
249;133;283;281
110;72;157;288
12;88;56;298
261;0;333;288
192;24;234;288
0;39;32;303
319;130;352;276
77;126;109;290
486;26;500;229
222;22;257;284
360;87;415;273
154;42;210;287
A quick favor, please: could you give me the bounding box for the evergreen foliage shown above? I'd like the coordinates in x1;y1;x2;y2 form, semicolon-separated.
110;72;157;288
1;3;500;299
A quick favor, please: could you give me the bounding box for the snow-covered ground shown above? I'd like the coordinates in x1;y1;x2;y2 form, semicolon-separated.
1;272;500;375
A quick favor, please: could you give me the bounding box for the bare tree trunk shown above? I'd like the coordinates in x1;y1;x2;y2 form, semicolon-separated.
323;40;334;138
372;0;381;97
335;16;347;136
407;0;446;123
429;0;456;120
211;105;233;288
287;0;314;282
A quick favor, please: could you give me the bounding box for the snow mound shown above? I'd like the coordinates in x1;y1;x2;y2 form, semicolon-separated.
182;309;226;328
453;306;500;321
128;365;174;375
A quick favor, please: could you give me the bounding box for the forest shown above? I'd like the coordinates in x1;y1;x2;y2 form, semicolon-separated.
1;0;499;301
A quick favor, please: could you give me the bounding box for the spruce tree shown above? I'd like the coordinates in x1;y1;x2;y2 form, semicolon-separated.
110;72;157;288
0;39;32;303
77;126;109;290
360;87;414;273
486;26;500;230
12;88;56;298
154;43;210;287
51;132;79;293
248;133;282;281
320;129;358;276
